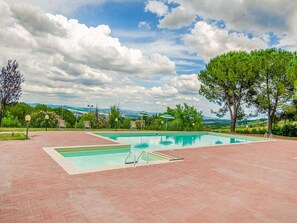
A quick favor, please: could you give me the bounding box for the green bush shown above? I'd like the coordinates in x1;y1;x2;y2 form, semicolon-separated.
1;112;21;127
76;112;98;129
272;123;297;136
236;128;267;135
52;108;76;127
122;118;131;129
5;102;33;125
30;111;59;128
272;125;283;135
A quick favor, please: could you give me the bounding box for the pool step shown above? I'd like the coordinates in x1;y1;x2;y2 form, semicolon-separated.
125;161;138;164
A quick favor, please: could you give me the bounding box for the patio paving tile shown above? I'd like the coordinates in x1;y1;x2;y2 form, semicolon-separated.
0;131;297;222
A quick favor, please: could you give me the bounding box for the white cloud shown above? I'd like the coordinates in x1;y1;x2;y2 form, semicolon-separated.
138;21;151;30
153;0;297;35
183;21;268;61
172;74;200;94
0;0;211;114
158;7;196;29
4;0;106;14
145;0;168;17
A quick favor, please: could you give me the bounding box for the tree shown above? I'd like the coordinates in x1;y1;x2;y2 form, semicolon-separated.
109;105;120;128
76;112;98;129
33;104;51;112
247;49;295;134
199;51;255;132
30;110;59;128
0;60;24;125
52;107;76;127
5;102;32;125
165;103;203;131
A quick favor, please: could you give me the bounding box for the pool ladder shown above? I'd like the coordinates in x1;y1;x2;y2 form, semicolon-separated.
125;150;149;167
264;133;273;140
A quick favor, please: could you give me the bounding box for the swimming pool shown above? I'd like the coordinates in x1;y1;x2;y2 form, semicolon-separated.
98;132;258;151
44;132;262;174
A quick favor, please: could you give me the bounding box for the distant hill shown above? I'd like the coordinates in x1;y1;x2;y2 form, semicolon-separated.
28;103;220;120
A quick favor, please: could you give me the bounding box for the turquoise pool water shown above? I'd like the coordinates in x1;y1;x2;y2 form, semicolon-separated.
57;133;259;170
57;146;167;170
99;132;257;151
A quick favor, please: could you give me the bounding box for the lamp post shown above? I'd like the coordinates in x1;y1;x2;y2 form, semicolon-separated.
75;114;78;129
115;118;118;131
45;114;49;131
25;115;31;139
61;105;65;120
192;122;195;130
87;104;93;112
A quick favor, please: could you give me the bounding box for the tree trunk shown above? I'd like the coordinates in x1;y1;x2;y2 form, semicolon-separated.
268;115;273;134
0;110;2;126
0;103;3;126
230;114;237;133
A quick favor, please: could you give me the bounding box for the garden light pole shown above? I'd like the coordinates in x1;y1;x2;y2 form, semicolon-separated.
61;105;65;120
87;104;93;112
25;115;31;139
45;114;49;131
75;114;78;129
115;118;118;131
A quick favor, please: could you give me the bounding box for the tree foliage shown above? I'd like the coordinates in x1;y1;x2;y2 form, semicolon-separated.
199;51;255;132
109;105;120;128
76;112;98;128
1;112;21;127
30;111;59;128
247;49;295;133
5;102;32;125
52;107;76;127
0;60;24;124
165;103;203;131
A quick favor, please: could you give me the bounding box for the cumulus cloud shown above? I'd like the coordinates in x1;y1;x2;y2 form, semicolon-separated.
0;1;175;77
10;3;67;37
138;21;151;30
151;0;297;35
158;7;196;29
4;0;106;14
183;21;268;61
0;0;208;114
145;0;168;17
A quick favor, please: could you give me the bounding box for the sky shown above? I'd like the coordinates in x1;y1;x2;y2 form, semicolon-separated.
0;0;297;116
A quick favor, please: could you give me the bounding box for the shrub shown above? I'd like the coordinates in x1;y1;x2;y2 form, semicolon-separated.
121;118;131;129
272;125;283;135
1;112;21;127
76;112;98;129
272;123;297;137
30;111;59;128
281;124;297;137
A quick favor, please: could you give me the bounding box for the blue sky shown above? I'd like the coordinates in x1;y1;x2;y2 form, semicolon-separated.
0;0;296;116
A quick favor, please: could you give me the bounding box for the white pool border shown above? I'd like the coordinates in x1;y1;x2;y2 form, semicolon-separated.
43;143;180;175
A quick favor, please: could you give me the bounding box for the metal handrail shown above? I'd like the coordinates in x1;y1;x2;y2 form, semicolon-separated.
125;151;137;167
136;150;149;165
264;133;273;140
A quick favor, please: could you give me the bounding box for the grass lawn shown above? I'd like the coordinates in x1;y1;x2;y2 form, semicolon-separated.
0;127;133;132
0;133;27;140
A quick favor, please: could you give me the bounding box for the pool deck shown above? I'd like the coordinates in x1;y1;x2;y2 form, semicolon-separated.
1;131;297;223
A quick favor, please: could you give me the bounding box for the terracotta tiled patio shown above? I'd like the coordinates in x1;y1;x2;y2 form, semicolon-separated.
1;131;297;223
